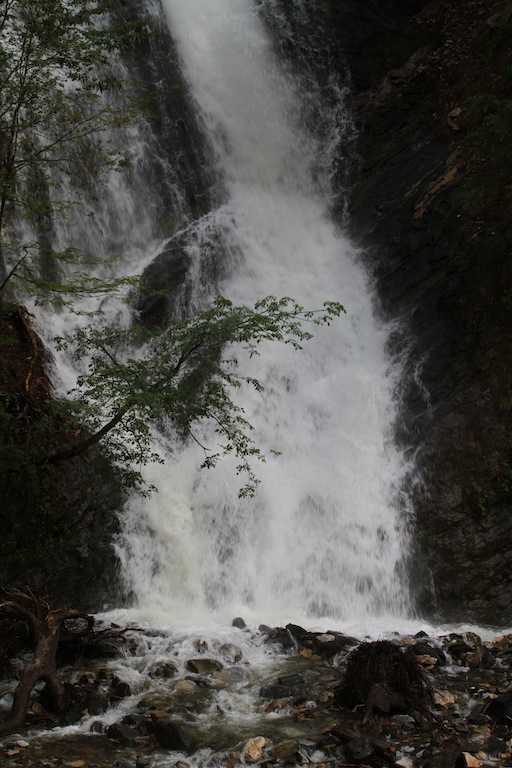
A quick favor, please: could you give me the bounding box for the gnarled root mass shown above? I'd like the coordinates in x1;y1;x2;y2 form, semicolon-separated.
0;588;94;735
335;640;433;725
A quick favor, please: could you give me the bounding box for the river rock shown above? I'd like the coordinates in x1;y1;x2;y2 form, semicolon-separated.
106;722;137;746
455;753;483;768
482;691;512;724
491;634;512;650
286;624;308;643
264;698;288;713
466;652;484;669
75;671;95;685
187;658;223;674
447;635;480;664
151;713;198;753
301;632;357;659
243;736;266;763
467;708;488;726
345;735;375;762
275;741;299;761
59;683;110;723
175;679;200;696
412;641;446;666
261;626;295;649
215;666;245;683
149;660;178;679
278;673;305;687
109;676;131;699
259;684;292;700
433;689;456;709
218;643;243;663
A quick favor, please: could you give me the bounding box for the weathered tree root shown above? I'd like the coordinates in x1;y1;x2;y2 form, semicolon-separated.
0;588;93;735
334;640;433;726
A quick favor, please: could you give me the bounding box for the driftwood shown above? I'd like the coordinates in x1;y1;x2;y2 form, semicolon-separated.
0;588;94;735
334;640;432;727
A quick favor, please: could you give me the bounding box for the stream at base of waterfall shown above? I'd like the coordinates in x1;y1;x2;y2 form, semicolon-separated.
1;616;512;768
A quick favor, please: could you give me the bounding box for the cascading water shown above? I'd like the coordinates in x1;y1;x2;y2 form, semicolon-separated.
5;7;512;766
115;0;414;629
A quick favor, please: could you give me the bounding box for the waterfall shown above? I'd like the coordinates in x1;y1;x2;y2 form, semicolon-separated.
113;0;414;628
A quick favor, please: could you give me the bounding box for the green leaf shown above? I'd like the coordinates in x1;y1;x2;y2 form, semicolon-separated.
52;295;344;496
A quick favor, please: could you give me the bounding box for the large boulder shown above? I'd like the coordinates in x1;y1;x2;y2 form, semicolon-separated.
136;240;190;328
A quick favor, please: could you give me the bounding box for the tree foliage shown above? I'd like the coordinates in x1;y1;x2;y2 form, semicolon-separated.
465;95;512;166
51;296;345;496
0;0;141;300
0;2;346;500
456;94;512;212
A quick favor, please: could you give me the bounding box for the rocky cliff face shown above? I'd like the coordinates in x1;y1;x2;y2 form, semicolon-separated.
318;0;512;624
260;0;512;623
0;308;123;611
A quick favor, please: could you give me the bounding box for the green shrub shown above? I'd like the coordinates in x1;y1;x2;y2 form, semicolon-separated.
477;20;512;61
464;95;512;164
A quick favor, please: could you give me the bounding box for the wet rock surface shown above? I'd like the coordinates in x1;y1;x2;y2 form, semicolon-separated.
320;0;512;623
258;0;512;626
2;622;512;767
0;310;123;612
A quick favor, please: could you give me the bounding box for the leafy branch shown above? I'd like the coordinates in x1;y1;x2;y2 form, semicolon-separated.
49;296;345;497
0;0;146;300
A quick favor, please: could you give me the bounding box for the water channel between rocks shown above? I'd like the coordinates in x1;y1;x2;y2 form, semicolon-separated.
2;618;512;768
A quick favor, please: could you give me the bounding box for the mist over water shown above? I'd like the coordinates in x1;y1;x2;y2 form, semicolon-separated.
115;0;414;627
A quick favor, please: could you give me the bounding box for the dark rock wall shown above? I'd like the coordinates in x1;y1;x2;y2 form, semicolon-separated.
0;309;123;612
117;0;216;229
310;0;512;624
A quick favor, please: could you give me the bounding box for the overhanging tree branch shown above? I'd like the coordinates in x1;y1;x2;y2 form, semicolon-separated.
48;296;345;496
0;0;143;296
